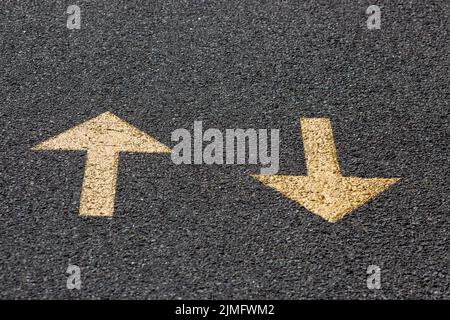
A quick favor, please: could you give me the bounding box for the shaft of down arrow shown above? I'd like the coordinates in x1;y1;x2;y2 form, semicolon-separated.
300;118;341;178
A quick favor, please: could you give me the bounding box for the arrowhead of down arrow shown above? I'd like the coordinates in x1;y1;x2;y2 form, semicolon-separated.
252;174;399;222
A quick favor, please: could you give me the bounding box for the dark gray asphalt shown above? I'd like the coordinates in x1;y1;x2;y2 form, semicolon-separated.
0;0;448;299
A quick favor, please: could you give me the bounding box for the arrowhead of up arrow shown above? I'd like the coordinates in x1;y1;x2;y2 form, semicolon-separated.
252;175;399;223
32;111;171;153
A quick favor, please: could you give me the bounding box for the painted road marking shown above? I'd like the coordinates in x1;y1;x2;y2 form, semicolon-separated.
252;118;399;222
32;112;171;217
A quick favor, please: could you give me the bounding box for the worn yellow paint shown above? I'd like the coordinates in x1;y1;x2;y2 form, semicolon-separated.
253;118;399;222
32;112;171;217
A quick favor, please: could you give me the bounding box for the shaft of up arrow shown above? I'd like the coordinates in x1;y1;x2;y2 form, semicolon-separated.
79;148;119;217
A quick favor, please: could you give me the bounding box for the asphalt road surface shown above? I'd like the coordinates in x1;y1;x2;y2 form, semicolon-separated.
1;0;448;299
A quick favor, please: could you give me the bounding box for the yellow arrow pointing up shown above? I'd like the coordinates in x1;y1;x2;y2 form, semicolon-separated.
252;118;399;223
32;112;171;217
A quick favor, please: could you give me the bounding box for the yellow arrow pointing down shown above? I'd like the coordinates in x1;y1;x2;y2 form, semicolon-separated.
253;118;399;222
32;112;171;217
